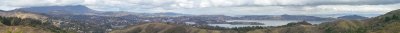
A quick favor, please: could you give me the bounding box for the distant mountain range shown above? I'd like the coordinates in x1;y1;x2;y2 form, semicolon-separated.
231;14;335;21
337;15;369;20
11;5;342;21
14;5;187;17
16;5;95;15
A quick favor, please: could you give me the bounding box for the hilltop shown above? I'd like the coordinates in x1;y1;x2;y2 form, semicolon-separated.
0;10;48;20
0;16;68;33
338;15;368;20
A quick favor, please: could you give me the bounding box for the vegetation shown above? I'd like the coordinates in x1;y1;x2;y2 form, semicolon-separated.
110;9;400;33
110;21;312;33
317;20;366;33
367;9;400;33
0;16;69;33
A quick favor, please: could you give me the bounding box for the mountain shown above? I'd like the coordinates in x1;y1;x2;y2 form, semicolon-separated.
280;15;333;21
97;11;189;17
12;5;192;17
15;5;95;15
281;21;313;27
337;15;368;20
153;12;189;16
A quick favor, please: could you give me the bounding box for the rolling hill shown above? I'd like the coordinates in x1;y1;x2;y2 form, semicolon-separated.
15;5;96;15
111;9;400;33
0;16;68;33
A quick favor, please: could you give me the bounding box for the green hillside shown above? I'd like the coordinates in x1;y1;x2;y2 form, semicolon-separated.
0;16;69;33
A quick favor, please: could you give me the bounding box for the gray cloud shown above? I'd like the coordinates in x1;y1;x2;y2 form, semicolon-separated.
1;0;399;10
172;4;400;15
305;0;400;5
0;0;399;16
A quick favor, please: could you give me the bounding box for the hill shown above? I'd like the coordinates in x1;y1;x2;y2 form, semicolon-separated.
110;21;323;33
15;5;96;15
0;16;68;33
0;10;48;20
338;15;368;20
111;9;400;33
366;9;400;33
110;23;227;33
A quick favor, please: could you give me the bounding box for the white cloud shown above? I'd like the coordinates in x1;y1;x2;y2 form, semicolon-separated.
171;3;400;15
0;0;83;10
0;0;399;16
303;3;400;14
79;0;400;11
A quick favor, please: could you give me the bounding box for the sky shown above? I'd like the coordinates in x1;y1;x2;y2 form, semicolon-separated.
0;0;400;17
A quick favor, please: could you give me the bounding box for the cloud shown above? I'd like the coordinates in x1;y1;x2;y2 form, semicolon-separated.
79;0;400;10
308;0;400;5
172;3;400;15
0;0;83;10
0;0;399;16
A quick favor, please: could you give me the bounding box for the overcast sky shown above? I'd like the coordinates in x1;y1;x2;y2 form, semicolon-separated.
0;0;399;16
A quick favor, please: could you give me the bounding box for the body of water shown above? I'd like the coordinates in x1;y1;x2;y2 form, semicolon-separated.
208;20;329;28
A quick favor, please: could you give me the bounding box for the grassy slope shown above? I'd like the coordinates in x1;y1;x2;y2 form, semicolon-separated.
0;26;53;33
0;17;70;33
110;22;321;33
110;23;224;33
366;9;400;33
